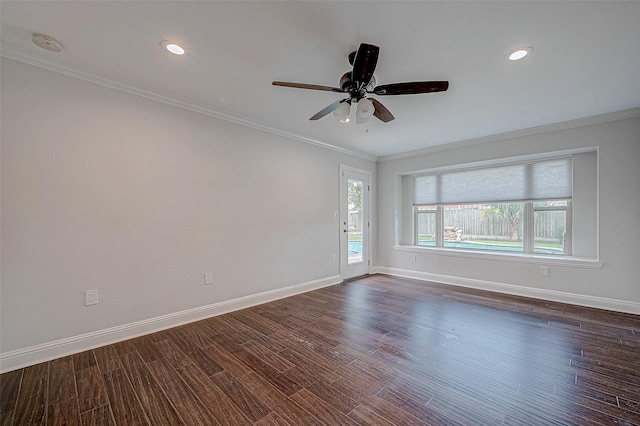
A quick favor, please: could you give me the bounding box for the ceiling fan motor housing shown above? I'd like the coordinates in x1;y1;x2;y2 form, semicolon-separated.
340;72;353;92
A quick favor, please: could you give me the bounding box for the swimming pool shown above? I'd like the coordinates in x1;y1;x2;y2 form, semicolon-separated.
418;240;563;254
348;241;362;256
350;240;562;255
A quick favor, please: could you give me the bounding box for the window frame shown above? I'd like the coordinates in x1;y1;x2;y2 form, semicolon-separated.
414;200;572;256
414;205;438;247
532;201;572;256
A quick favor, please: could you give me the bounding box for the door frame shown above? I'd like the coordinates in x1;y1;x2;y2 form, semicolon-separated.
339;164;371;280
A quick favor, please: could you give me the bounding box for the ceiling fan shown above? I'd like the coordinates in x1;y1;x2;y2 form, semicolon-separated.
272;43;449;124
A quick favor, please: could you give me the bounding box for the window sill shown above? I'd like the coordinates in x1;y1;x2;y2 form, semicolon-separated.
393;245;602;269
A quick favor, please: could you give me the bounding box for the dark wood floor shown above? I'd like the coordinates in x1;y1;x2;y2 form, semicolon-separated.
2;274;639;425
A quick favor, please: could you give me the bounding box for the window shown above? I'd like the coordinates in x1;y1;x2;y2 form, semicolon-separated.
413;157;573;255
415;205;436;246
533;200;571;255
414;201;571;255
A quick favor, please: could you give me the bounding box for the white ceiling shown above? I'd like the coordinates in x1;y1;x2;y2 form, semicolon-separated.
2;1;639;159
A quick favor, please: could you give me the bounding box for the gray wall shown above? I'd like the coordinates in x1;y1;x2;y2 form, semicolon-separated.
377;115;640;307
2;57;638;368
0;59;375;356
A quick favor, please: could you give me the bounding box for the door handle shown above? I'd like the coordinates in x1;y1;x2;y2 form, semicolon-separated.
343;229;348;233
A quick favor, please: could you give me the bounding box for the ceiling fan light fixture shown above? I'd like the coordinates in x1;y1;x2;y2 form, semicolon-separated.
161;40;185;55
507;46;533;61
333;101;351;123
356;97;375;123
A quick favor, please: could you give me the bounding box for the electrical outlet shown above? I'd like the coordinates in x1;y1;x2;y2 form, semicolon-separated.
540;266;549;277
333;211;339;219
412;254;417;262
331;254;337;263
204;272;213;285
85;289;99;306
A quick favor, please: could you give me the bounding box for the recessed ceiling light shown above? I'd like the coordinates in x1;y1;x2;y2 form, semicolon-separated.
161;40;185;56
507;46;533;61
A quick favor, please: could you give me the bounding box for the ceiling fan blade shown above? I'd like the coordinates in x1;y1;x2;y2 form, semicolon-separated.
352;43;379;88
309;98;349;120
370;98;395;123
372;81;449;96
272;81;344;93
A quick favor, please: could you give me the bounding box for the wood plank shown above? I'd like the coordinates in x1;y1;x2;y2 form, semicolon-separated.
249;331;289;354
80;405;115;426
12;362;48;425
203;343;251;377
47;356;81;425
304;381;360;415
183;345;225;376
48;398;82;426
119;352;184;425
232;348;304;396
175;364;251;425
166;329;226;375
348;404;396;426
278;349;339;385
48;356;76;405
145;358;217;425
240;340;294;372
93;346;122;374
154;338;193;369
209;371;272;422
202;315;252;337
111;340;137;356
237;372;322;424
76;366;109;414
131;335;164;363
290;388;360;426
377;385;466;426
331;377;428;426
177;322;218;349
0;368;22;426
252;412;289;426
73;351;97;371
102;368;150;425
274;330;357;368
231;310;286;336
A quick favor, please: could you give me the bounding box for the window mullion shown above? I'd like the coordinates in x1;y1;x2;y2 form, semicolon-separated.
436;205;443;247
524;202;534;253
565;201;573;255
413;207;418;245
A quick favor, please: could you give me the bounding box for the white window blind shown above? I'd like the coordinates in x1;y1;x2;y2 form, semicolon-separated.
414;158;572;205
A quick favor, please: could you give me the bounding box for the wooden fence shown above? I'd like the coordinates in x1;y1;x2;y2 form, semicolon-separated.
417;209;565;242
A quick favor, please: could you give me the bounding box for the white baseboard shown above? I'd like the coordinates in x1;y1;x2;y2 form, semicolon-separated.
0;275;341;373
371;266;640;315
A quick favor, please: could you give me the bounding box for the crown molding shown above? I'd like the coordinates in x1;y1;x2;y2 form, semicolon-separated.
378;108;640;163
0;44;378;163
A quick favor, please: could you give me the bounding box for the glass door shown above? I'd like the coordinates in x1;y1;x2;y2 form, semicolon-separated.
340;166;370;280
